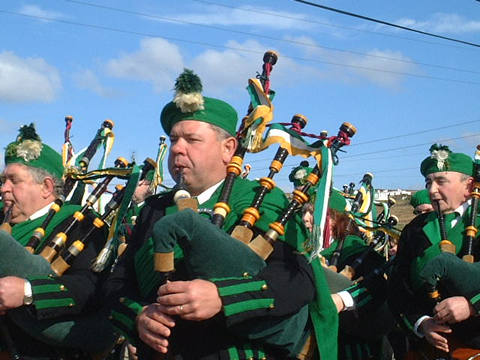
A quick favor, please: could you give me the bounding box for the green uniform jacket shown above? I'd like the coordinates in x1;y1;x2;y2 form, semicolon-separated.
105;177;337;360
0;204;113;358
388;209;480;348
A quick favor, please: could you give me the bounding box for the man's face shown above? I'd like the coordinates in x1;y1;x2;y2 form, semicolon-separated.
168;121;235;196
425;171;473;213
1;163;50;224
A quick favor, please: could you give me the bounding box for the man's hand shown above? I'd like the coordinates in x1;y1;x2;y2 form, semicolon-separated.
136;304;175;354
0;276;26;310
331;293;345;313
433;296;475;324
420;317;452;353
157;279;222;321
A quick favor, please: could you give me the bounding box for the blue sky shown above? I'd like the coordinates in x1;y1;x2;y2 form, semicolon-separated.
1;0;480;192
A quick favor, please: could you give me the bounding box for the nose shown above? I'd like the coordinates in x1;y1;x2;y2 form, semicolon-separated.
427;181;437;195
0;179;11;195
170;138;187;155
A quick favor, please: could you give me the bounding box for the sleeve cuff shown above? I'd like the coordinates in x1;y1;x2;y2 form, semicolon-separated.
469;293;480;314
413;315;430;338
343;283;372;309
109;297;144;345
210;275;274;326
337;290;355;311
27;275;76;319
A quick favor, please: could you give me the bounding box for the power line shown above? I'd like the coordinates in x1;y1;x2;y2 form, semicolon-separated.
190;0;473;51
343;133;480;158
294;0;480;48
60;0;480;76
4;9;480;86
351;119;480;146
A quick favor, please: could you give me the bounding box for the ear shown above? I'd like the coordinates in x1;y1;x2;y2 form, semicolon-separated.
221;136;238;164
465;176;474;193
40;177;56;199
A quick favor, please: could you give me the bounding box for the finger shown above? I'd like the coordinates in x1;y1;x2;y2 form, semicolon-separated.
157;293;185;307
144;306;176;327
158;281;189;296
138;328;169;353
157;303;191;317
430;333;449;353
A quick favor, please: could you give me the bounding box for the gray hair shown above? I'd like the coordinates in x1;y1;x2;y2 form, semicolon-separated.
28;166;64;197
208;123;235;141
460;173;472;182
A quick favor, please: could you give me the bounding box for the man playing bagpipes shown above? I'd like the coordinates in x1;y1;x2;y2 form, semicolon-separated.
0;124;115;359
388;144;480;359
104;69;338;360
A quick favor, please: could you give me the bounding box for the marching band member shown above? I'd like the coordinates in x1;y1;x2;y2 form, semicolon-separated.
388;144;480;357
0;124;114;359
105;70;337;360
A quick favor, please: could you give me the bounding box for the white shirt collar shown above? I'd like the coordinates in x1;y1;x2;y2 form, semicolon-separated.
454;199;471;217
196;180;224;205
450;199;471;227
29;202;54;221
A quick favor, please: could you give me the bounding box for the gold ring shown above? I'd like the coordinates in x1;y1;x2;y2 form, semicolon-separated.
179;305;184;311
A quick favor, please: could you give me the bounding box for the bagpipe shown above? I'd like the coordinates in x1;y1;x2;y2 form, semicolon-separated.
148;51;356;360
0;118;163;356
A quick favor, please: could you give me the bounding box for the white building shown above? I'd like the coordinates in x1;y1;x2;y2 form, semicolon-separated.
375;188;413;201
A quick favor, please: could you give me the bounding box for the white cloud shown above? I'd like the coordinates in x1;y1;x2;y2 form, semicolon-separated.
18;4;65;21
105;38;184;92
164;5;314;30
284;36;418;88
395;13;480;34
345;49;417;88
0;51;61;103
189;39;322;95
72;69;117;97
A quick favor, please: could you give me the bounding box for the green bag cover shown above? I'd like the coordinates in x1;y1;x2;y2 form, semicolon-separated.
420;252;480;297
152;208;310;355
8;308;115;353
0;230;52;277
322;265;353;293
152;209;266;278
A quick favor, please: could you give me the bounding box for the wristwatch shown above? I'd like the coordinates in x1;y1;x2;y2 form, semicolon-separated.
23;280;33;305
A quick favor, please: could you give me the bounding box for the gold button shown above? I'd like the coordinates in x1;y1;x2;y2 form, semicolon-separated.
269;303;275;309
69;303;74;307
59;285;65;291
243;272;249;278
119;297;125;303
261;284;268;290
108;315;113;320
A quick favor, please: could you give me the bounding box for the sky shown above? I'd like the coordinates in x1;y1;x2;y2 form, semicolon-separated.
1;0;480;193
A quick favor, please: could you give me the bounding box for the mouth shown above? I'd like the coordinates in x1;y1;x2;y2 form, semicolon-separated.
2;200;14;209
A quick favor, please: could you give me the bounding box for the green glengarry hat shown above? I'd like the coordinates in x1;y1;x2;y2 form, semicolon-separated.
160;69;238;136
420;144;473;177
289;161;313;188
410;189;431;208
328;188;347;213
4;124;64;179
